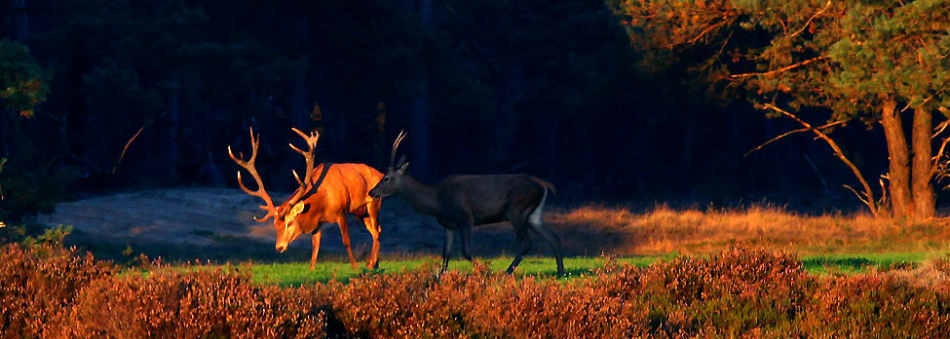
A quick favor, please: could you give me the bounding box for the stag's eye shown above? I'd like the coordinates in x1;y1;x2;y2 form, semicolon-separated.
384;177;391;182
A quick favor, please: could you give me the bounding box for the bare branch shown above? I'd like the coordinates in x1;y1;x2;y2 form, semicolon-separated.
0;158;6;200
803;153;831;193
934;136;950;166
745;128;809;156
932;120;950;167
878;176;889;208
728;56;828;79
687;21;726;45
843;185;870;206
763;103;878;217
113;112;167;174
932;119;949;138
789;0;833;39
745;120;845;156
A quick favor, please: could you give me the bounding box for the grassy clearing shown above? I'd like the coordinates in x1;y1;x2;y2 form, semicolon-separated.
93;204;950;286
211;251;949;286
550;204;950;255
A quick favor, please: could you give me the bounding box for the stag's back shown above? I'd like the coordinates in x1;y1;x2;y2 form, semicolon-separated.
312;163;383;215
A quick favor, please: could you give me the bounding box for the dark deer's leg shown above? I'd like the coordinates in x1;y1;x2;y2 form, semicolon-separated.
506;228;533;274
310;225;323;271
337;217;358;269
459;225;474;263
528;221;565;277
440;228;456;275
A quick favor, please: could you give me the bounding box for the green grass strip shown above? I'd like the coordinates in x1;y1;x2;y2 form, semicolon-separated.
231;251;946;287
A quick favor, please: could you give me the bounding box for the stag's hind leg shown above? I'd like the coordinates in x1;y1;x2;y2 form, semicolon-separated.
336;217;359;269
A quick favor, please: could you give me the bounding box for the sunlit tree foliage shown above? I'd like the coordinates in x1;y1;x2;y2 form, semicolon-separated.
612;0;950;218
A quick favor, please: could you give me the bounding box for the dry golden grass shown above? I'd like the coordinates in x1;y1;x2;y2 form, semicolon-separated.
547;204;950;255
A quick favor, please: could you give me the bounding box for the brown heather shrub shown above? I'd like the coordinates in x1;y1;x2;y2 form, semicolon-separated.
53;266;326;338
0;243;115;338
7;243;950;338
327;262;648;338
632;248;816;337
324;248;817;338
799;274;950;338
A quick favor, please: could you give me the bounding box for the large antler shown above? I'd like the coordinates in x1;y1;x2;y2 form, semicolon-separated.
388;130;408;170
287;127;320;203
228;127;277;222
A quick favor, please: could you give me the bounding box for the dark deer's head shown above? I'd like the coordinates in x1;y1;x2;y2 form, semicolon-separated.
369;130;408;199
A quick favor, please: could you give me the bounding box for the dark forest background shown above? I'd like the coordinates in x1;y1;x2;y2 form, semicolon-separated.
1;0;904;217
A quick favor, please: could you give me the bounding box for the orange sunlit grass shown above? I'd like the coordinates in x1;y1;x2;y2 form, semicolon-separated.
549;205;950;255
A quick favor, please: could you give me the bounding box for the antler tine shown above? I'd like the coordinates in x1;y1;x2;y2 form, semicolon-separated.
389;130;408;169
292;169;303;186
287;127;321;203
228;127;277;222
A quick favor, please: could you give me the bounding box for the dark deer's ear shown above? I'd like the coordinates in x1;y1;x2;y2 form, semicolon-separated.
396;155;410;173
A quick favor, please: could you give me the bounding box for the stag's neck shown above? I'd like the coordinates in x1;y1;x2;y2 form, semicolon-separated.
399;175;441;216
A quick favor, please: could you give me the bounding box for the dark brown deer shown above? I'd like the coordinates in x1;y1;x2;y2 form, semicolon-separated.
368;131;564;277
229;127;384;269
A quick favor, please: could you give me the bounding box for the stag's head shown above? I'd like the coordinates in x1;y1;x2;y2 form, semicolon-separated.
369;130;408;199
229;127;320;253
272;198;313;252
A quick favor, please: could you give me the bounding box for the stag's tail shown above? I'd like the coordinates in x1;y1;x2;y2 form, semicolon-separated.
529;176;557;196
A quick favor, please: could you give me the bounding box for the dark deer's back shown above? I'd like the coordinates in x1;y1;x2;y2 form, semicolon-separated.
437;174;551;225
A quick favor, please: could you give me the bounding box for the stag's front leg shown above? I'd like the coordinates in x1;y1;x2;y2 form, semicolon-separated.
337;217;358;269
310;226;323;271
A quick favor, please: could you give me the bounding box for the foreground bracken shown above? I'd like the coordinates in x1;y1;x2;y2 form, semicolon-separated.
3;243;950;338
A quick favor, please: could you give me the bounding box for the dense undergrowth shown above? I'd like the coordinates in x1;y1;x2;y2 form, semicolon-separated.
4;243;950;338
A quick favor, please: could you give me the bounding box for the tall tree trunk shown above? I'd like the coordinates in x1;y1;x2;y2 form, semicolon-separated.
10;0;29;42
912;106;936;218
680;116;697;187
164;71;181;185
1;110;9;158
409;91;432;180
408;0;433;181
880;99;913;218
289;64;309;129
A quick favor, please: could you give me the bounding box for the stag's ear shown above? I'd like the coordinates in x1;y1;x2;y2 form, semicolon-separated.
290;202;311;217
396;155;410;174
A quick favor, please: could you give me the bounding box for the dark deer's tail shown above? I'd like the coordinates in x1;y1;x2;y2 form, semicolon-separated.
529;176;557;196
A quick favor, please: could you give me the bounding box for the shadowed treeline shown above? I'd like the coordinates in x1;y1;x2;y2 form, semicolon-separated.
0;0;899;213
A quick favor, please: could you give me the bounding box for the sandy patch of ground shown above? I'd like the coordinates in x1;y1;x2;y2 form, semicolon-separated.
39;188;613;262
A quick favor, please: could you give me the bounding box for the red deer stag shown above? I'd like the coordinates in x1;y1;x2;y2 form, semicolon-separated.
368;131;565;277
228;127;384;269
